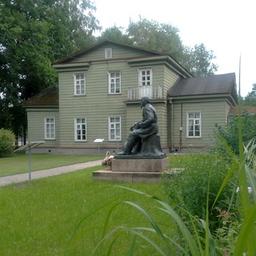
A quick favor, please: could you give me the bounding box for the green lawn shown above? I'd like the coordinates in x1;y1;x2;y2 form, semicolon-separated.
0;167;175;255
0;153;103;177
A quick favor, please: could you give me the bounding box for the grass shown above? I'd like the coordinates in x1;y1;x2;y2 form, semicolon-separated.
0;167;173;256
0;153;103;177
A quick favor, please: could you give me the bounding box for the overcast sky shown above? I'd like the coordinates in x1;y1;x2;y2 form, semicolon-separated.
93;0;255;97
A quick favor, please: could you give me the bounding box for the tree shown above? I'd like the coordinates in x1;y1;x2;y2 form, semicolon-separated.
127;18;184;61
100;26;132;45
242;83;256;106
0;0;99;141
100;18;218;77
182;44;218;77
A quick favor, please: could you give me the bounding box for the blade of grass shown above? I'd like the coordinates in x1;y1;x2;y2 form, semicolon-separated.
156;200;199;256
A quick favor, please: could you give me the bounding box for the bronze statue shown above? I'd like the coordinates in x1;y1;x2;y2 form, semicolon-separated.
117;97;164;157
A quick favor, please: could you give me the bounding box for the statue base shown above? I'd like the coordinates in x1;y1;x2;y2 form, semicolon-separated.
92;157;167;182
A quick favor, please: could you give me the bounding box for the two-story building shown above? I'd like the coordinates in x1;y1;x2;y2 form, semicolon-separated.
25;40;237;153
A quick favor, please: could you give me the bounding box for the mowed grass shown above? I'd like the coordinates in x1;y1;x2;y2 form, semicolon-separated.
0;167;174;255
0;153;103;177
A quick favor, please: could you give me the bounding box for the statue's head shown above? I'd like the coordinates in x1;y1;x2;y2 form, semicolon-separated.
140;97;150;107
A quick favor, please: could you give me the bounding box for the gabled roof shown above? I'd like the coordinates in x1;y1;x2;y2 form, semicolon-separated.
54;40;162;64
168;73;237;104
24;87;58;108
54;40;192;78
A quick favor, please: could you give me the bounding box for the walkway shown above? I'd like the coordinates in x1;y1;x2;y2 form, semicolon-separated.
0;160;102;187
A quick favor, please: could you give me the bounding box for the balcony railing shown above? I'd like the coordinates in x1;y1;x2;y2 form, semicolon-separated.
127;86;164;101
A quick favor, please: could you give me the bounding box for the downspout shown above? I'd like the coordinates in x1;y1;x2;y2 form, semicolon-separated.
169;97;174;152
179;103;183;151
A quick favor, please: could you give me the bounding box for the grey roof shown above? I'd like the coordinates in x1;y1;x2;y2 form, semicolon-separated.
168;73;237;100
24;87;58;107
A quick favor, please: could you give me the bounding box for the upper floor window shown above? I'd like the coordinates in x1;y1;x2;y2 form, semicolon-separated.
139;68;152;86
44;117;55;140
108;116;121;141
187;112;201;138
105;48;112;59
74;118;87;141
108;71;121;94
74;72;85;95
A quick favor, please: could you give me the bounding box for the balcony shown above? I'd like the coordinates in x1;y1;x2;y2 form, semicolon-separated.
127;86;164;101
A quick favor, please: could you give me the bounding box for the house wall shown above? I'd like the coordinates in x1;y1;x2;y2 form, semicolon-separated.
163;66;179;94
26;109;59;148
170;99;229;151
57;59;170;150
26;43;187;153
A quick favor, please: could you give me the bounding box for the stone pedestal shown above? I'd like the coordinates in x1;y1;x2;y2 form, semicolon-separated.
92;157;167;182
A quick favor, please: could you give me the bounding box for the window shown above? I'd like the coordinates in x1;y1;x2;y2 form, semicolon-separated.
187;112;201;137
74;73;85;95
139;68;152;86
44;117;55;140
105;48;112;59
108;71;121;94
74;118;87;141
108;116;121;141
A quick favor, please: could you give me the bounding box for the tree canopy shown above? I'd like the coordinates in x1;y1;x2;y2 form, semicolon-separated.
0;0;99;140
98;18;218;77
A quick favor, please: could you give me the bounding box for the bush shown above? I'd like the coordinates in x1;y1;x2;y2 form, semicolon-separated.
164;154;238;231
0;128;15;157
216;114;256;154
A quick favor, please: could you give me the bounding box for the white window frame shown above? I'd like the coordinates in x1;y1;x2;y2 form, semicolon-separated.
74;118;87;142
108;116;121;141
108;71;121;94
74;72;86;96
186;112;201;138
105;48;112;59
138;68;152;87
44;117;55;140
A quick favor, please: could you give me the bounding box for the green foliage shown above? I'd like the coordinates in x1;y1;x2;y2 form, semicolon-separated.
99;18;218;77
164;154;237;231
0;128;15;157
217;114;256;154
127;18;184;61
241;83;256;106
100;26;132;45
182;44;218;77
0;0;99;136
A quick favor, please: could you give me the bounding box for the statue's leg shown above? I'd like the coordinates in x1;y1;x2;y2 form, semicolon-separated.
119;134;140;155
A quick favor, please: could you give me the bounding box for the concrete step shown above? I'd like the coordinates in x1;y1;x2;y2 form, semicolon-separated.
92;170;162;182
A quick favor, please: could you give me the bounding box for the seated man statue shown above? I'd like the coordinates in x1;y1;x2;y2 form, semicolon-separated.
118;97;164;157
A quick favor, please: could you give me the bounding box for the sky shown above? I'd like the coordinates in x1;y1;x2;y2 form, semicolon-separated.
93;0;255;97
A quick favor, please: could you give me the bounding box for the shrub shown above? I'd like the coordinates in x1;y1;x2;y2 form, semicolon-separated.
0;128;15;157
216;114;256;154
164;154;238;231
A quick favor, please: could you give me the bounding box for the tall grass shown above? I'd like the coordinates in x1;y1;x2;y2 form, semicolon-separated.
95;137;256;255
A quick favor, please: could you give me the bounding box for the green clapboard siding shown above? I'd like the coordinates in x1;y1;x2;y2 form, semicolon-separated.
163;66;179;94
58;61;167;148
171;100;230;149
27;109;59;146
70;44;154;63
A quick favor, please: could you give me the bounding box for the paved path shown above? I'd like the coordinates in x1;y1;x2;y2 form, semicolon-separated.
0;160;102;187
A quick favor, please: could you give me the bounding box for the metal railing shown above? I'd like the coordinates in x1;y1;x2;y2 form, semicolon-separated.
127;86;164;100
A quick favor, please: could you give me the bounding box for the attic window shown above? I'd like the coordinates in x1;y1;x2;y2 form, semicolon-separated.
105;48;112;59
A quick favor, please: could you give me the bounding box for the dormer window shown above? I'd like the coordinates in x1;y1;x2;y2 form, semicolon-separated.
105;48;112;59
